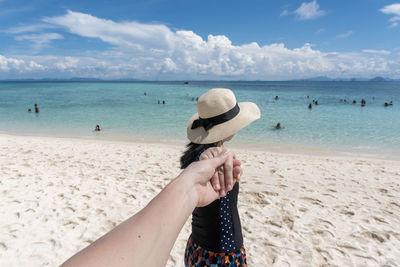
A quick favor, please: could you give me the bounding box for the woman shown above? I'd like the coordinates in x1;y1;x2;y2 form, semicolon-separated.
181;88;260;266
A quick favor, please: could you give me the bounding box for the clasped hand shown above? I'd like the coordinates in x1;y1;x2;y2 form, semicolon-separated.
179;148;242;207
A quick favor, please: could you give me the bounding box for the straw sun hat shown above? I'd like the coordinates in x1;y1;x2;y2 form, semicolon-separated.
187;88;261;144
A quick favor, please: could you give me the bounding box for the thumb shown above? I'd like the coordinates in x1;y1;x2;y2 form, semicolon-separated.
208;149;229;169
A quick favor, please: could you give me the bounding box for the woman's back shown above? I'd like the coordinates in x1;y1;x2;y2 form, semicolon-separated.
182;88;260;266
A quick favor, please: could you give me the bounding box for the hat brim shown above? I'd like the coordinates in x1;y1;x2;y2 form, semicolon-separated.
187;102;261;144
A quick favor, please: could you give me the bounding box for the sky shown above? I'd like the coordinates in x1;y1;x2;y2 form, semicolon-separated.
0;0;400;80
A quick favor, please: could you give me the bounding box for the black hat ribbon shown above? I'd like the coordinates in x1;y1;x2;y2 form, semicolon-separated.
191;103;240;131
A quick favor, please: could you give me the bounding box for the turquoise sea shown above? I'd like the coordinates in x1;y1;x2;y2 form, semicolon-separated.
0;81;399;157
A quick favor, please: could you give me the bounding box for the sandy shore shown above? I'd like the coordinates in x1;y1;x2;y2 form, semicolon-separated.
0;134;399;266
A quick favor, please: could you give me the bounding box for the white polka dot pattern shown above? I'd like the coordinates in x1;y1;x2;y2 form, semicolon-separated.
219;191;235;251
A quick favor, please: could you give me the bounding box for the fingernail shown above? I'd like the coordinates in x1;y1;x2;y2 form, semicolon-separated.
215;184;220;190
220;190;225;196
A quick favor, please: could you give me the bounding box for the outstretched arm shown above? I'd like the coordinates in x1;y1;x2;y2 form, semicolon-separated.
62;149;239;267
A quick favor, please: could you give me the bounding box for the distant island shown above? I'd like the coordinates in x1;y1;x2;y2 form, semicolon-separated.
0;76;399;82
292;76;398;82
0;77;142;82
368;76;389;82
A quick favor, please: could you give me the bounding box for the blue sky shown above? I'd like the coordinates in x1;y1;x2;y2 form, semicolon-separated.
0;0;399;80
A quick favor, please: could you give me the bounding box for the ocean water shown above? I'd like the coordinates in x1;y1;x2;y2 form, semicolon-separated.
0;81;399;156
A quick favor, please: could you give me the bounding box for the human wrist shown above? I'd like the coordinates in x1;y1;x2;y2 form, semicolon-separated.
173;173;199;210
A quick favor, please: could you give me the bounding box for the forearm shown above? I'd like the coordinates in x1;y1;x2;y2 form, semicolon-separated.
62;174;197;267
135;175;198;265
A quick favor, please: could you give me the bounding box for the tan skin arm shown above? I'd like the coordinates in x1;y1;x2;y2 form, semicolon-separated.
61;149;241;267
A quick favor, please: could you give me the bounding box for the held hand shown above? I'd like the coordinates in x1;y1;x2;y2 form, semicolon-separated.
199;147;242;197
179;149;241;207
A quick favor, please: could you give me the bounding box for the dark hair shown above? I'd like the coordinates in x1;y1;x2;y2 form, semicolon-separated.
180;142;218;169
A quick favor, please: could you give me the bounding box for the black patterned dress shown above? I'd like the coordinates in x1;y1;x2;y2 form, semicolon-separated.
184;149;247;267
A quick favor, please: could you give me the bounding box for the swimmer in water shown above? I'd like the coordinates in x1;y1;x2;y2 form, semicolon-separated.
94;125;101;132
361;99;366;107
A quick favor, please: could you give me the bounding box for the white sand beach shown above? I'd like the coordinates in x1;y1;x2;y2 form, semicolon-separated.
0;134;399;266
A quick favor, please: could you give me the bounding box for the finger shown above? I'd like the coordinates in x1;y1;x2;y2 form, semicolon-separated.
212;147;223;157
233;166;241;182
204;147;222;158
199;153;208;160
211;173;220;191
207;150;229;169
199;150;212;160
218;167;226;197
223;152;234;191
233;157;241;181
207;147;220;161
200;147;215;160
233;158;241;167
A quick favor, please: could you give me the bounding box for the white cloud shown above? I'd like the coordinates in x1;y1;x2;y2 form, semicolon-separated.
5;24;56;34
380;3;400;27
389;16;400;27
6;23;63;49
380;3;400;15
280;10;290;17
336;30;353;39
389;16;400;22
15;33;63;48
1;10;399;79
55;56;80;71
0;55;45;72
294;0;325;20
44;10;174;50
0;55;23;72
363;49;391;55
